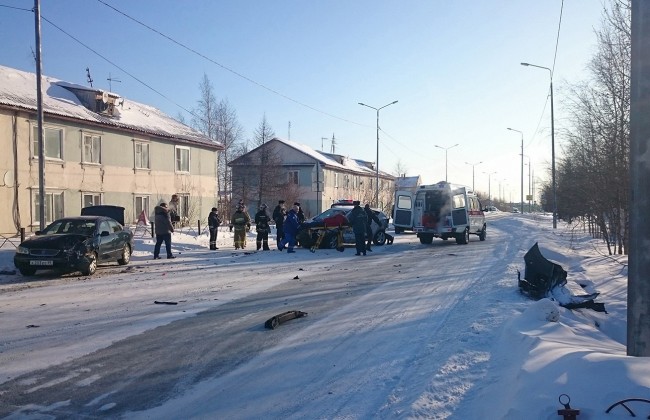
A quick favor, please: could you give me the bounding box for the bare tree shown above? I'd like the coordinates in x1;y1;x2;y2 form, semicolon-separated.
558;0;630;254
190;74;245;220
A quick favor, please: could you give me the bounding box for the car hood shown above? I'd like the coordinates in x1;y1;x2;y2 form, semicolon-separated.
21;234;90;249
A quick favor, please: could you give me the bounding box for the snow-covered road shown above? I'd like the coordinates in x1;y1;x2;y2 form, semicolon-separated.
2;213;638;419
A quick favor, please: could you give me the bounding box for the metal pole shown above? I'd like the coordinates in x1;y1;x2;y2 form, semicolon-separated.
629;0;650;356
550;78;557;228
520;135;524;214
375;108;379;207
34;0;46;230
358;100;398;208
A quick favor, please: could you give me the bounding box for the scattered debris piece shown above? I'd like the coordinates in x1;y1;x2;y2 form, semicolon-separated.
26;324;40;328
293;275;299;279
154;301;178;305
265;310;308;329
519;242;605;312
298;268;304;271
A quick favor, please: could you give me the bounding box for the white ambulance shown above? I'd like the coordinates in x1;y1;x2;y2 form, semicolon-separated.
393;181;486;244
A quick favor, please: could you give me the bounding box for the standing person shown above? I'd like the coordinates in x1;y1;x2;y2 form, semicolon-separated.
347;200;367;256
168;194;180;226
231;204;251;249
364;203;381;252
273;200;286;244
153;202;175;259
254;204;271;251
278;203;300;253
294;202;305;224
208;207;222;250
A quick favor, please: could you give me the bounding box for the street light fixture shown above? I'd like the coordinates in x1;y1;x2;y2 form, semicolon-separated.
507;127;524;214
434;143;459;182
465;161;483;191
521;62;556;228
358;100;399;207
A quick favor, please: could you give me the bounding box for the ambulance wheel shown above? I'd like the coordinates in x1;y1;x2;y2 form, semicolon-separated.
456;228;469;245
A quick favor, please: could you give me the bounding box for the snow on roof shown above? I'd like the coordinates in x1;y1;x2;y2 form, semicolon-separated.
0;65;221;149
395;175;421;189
270;137;394;178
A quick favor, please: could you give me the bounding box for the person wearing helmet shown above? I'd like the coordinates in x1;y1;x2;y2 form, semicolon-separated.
231;204;251;249
255;203;271;251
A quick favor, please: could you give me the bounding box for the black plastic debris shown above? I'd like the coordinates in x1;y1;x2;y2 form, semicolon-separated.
265;310;308;329
518;242;605;312
519;242;567;298
154;301;178;305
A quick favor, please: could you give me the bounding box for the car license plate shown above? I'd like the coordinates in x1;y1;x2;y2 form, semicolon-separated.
30;260;53;266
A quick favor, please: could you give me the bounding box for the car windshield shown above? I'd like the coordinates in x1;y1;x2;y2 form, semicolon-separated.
313;208;348;221
42;219;97;236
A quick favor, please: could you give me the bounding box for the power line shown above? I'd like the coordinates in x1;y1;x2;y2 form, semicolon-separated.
0;4;31;12
95;0;364;127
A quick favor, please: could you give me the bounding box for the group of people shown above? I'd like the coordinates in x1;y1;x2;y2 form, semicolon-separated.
272;200;304;253
347;200;381;256
152;196;378;258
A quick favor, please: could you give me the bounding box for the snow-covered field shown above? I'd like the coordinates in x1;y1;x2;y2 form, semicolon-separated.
0;212;646;419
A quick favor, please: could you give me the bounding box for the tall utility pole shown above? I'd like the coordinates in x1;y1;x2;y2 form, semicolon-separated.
34;0;46;230
435;143;459;182
629;0;650;357
465;161;482;191
358;100;398;207
507;128;524;214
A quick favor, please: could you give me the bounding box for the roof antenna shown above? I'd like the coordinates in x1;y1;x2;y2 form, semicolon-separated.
331;133;336;154
107;72;121;92
86;67;93;87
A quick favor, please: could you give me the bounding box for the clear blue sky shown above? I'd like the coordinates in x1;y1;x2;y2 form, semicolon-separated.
1;0;605;202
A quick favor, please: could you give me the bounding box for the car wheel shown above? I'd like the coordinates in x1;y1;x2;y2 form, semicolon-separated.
456;228;469;245
297;231;313;248
419;234;433;244
81;252;97;276
19;266;36;276
373;230;386;246
478;226;487;241
326;234;339;249
117;244;131;265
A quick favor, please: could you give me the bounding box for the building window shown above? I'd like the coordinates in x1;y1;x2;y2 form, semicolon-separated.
32;126;63;160
82;193;102;208
82;134;102;164
344;175;350;189
334;173;339;188
134;141;150;169
288;170;299;185
33;190;64;225
175;146;190;173
135;195;150;222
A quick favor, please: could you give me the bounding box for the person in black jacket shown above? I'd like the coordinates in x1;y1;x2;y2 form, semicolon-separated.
364;204;381;252
208;207;221;250
153;202;175;259
272;200;286;244
255;204;271;251
347;201;367;256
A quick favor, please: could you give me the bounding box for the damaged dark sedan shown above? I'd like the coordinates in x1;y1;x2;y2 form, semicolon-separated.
14;216;133;276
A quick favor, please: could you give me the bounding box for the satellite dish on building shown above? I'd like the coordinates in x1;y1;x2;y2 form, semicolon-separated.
102;91;109;103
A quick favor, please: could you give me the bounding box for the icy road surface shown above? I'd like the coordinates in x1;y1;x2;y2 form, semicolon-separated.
0;214;598;418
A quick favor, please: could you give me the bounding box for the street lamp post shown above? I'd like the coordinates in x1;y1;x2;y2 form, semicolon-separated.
522;155;531;212
507;127;524;214
465;161;483;191
358;100;398;207
435;143;459;182
521;62;556;228
483;171;497;207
